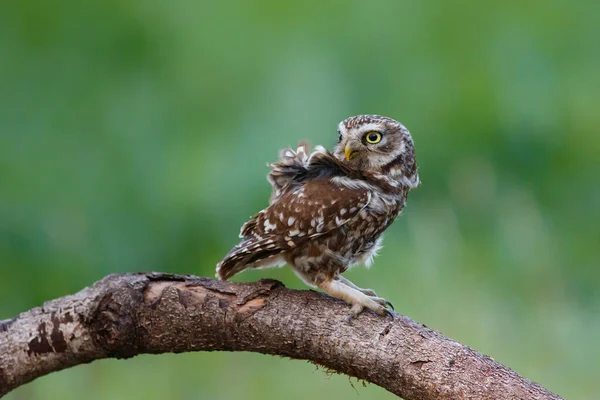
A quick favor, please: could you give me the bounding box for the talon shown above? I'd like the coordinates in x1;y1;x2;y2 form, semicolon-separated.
385;300;394;310
384;308;395;318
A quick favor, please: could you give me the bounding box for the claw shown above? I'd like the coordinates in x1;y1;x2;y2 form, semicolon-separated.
383;308;395;318
385;300;394;310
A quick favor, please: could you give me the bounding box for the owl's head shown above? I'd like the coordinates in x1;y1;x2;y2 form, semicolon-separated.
333;115;419;188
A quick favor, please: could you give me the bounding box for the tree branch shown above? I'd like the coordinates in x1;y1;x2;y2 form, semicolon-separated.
0;273;562;399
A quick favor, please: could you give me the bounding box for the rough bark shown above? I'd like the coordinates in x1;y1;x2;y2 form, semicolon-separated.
0;273;563;399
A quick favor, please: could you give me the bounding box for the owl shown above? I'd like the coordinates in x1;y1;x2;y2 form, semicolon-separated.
216;115;420;317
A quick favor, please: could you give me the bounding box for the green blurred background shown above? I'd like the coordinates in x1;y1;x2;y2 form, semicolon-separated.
2;1;599;399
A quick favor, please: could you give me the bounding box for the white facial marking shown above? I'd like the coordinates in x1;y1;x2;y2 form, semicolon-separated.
355;122;383;135
399;141;406;154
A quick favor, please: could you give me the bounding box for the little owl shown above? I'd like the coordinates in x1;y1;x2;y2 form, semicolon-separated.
216;115;419;317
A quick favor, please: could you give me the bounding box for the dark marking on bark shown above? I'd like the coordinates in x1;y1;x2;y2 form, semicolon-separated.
237;279;283;305
379;323;392;339
218;298;230;309
449;358;455;367
97;293;113;312
62;312;74;323
145;272;188;282
259;278;284;290
185;276;219;288
0;318;16;332
177;288;191;308
50;312;67;353
419;327;435;339
91;293;120;351
238;288;268;305
90;285;146;360
410;360;432;369
28;322;53;356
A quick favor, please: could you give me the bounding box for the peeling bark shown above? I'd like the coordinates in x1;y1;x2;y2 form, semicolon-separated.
0;273;563;399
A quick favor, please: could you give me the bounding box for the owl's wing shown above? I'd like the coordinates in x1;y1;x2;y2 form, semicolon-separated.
267;144;355;204
266;142;310;204
216;179;371;280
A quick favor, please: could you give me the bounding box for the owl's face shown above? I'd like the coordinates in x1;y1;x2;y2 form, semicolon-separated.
333;115;415;172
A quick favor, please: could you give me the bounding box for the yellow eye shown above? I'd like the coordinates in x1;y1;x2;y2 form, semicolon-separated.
365;131;382;144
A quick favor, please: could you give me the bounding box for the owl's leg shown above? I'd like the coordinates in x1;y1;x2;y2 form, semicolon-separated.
336;276;394;310
317;278;393;318
336;276;377;297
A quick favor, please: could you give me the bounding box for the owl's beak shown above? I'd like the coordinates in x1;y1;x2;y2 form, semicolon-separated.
344;144;357;161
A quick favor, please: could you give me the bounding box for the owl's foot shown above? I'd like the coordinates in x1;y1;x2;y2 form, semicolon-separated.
318;279;394;319
348;296;395;318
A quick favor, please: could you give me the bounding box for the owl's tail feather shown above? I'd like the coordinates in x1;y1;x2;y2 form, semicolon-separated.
216;237;284;281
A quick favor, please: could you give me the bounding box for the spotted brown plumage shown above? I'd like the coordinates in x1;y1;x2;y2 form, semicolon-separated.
217;115;420;317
